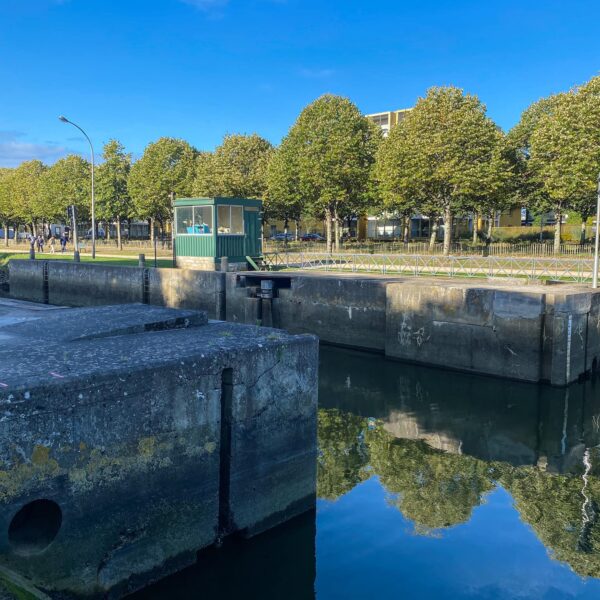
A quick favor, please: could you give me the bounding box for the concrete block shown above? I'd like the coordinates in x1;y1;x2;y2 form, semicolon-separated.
8;260;46;304
147;268;225;319
385;283;545;382
0;304;318;596
47;262;144;306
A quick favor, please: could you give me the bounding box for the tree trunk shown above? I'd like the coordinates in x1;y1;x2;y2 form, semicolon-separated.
31;222;37;236
326;209;333;254
149;218;154;242
487;213;493;240
106;221;111;241
429;218;438;251
443;206;453;256
403;215;410;244
554;211;562;255
283;217;289;250
472;213;479;243
580;220;587;245
117;217;122;251
3;222;7;247
334;208;340;252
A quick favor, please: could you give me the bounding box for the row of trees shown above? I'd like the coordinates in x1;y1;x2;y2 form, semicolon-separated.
1;76;599;254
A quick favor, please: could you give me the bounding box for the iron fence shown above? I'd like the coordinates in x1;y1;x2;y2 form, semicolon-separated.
263;240;597;257
262;252;596;282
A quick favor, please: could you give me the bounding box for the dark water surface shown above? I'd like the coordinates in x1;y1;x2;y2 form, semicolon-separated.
136;346;600;599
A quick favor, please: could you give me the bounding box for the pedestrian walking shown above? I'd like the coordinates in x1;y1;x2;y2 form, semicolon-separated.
48;235;56;254
60;233;67;253
37;235;44;253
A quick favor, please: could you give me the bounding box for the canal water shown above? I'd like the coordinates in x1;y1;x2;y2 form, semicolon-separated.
136;346;600;599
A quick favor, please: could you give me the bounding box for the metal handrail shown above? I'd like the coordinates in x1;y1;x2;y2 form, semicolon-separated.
261;252;595;282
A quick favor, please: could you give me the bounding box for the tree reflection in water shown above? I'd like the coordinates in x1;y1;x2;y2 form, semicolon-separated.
317;346;600;579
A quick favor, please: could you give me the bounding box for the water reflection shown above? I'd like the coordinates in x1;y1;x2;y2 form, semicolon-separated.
139;346;600;598
318;347;600;581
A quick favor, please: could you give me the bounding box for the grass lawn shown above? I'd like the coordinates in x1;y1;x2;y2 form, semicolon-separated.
0;252;174;269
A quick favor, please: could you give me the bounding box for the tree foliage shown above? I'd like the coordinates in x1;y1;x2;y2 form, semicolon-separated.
40;155;91;222
193;134;273;199
128;137;196;224
11;160;47;228
268;94;380;251
96;139;132;223
376;86;513;254
523;77;600;250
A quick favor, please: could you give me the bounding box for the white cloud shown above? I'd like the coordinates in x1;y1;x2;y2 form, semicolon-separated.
0;131;69;168
299;67;335;79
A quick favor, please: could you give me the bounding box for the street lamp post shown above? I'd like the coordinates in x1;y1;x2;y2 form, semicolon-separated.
58;116;96;259
593;173;600;289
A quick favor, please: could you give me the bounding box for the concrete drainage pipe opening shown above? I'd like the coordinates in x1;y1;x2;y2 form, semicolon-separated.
8;499;62;556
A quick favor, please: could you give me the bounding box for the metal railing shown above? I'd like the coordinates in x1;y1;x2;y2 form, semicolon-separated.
263;240;597;257
262;252;595;282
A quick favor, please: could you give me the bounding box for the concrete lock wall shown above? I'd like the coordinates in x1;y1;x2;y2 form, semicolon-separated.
48;262;145;306
8;260;47;304
0;305;318;597
8;259;600;386
225;273;388;351
147;268;225;319
384;283;547;383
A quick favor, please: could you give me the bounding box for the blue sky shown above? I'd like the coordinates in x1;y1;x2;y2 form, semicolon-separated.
0;0;599;167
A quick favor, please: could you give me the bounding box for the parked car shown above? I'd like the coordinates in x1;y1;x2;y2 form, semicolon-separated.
270;233;295;241
300;233;325;242
85;227;106;240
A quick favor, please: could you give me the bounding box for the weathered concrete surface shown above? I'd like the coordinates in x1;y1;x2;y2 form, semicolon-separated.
226;272;388;351
385;282;547;382
10;259;600;385
47;262;145;306
0;302;318;597
147;268;225;319
7;261;47;304
384;281;600;386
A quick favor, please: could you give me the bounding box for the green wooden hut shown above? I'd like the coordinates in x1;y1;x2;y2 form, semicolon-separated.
173;197;262;270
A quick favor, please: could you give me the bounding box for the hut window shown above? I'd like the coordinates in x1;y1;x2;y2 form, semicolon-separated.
175;206;213;235
217;205;244;235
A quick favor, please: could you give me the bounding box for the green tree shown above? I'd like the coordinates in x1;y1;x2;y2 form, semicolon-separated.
270;94;380;252
467;135;517;243
193;133;273;199
381;87;507;255
11;160;47;234
0;168;15;246
375;126;420;244
40;155;91;227
96;139;132;249
128;137;197;237
508;93;566;250
266;143;304;238
527;77;600;252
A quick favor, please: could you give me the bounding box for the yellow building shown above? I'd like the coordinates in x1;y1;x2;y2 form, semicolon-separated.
365;108;412;136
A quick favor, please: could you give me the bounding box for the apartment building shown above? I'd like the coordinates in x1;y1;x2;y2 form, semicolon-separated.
365;108;412;136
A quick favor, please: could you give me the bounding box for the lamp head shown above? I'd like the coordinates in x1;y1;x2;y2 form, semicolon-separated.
58;116;69;123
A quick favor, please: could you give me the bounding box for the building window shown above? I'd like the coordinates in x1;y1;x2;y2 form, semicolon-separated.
175;205;213;235
217;205;244;235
